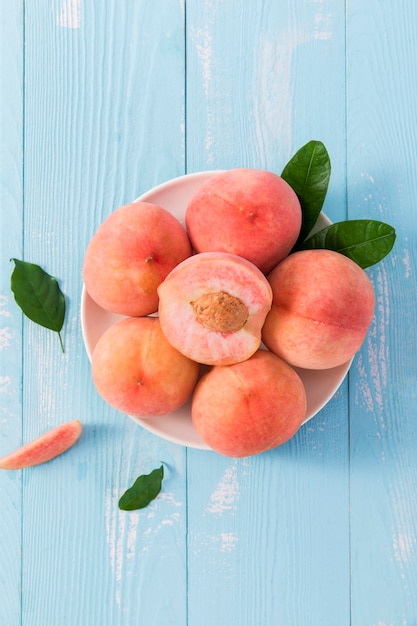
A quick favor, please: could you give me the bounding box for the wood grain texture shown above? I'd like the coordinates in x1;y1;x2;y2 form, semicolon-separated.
186;1;351;624
347;1;417;623
0;2;24;625
187;402;351;626
14;1;187;625
1;0;417;624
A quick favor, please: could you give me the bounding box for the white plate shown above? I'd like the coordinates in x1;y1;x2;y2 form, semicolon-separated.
81;171;351;450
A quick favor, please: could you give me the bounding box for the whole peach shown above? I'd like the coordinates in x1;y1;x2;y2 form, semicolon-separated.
92;317;199;417
262;249;376;369
83;201;192;316
191;350;307;457
185;168;302;274
158;252;272;366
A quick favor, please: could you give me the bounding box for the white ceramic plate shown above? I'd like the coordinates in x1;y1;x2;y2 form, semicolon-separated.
81;171;351;450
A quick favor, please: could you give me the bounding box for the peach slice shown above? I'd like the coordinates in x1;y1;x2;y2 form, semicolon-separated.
0;420;82;470
83;201;192;317
91;316;200;417
262;249;376;369
157;252;273;366
191;350;307;457
185;168;302;274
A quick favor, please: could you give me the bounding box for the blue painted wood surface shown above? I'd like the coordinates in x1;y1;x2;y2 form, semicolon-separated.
1;1;416;625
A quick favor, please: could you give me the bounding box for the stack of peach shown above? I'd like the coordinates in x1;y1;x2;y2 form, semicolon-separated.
83;169;375;457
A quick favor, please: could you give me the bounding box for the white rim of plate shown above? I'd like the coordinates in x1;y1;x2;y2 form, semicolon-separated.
80;170;352;450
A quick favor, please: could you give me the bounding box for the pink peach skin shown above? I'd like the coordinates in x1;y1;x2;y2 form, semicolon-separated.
191;350;307;457
92;316;200;418
0;420;82;470
157;252;273;366
262;249;376;369
83;201;192;316
185;168;302;274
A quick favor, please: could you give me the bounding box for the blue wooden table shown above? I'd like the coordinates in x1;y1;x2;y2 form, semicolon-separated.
1;1;416;624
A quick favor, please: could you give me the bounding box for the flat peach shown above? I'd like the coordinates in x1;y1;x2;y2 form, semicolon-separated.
262;249;376;369
185;168;302;273
83;201;192;316
92;316;200;417
191;350;307;457
157;252;273;366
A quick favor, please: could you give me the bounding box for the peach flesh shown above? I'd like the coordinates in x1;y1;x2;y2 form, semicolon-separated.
83;201;192;317
0;420;82;470
191;350;307;458
157;252;273;366
185;168;302;274
91;317;200;417
262;249;376;370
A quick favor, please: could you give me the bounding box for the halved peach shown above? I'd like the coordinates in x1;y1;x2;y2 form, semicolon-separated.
157;252;273;366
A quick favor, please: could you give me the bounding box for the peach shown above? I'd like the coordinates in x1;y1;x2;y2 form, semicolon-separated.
191;350;307;457
185;168;302;274
91;316;199;418
83;201;192;316
0;420;82;470
157;252;273;366
262;249;376;369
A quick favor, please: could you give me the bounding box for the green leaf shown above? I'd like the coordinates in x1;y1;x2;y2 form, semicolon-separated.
299;219;396;268
119;465;164;511
10;258;66;352
282;140;331;244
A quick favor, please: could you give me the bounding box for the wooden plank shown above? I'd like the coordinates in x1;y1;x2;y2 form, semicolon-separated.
0;2;24;625
20;1;187;624
185;1;350;624
2;1;416;624
347;1;417;623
